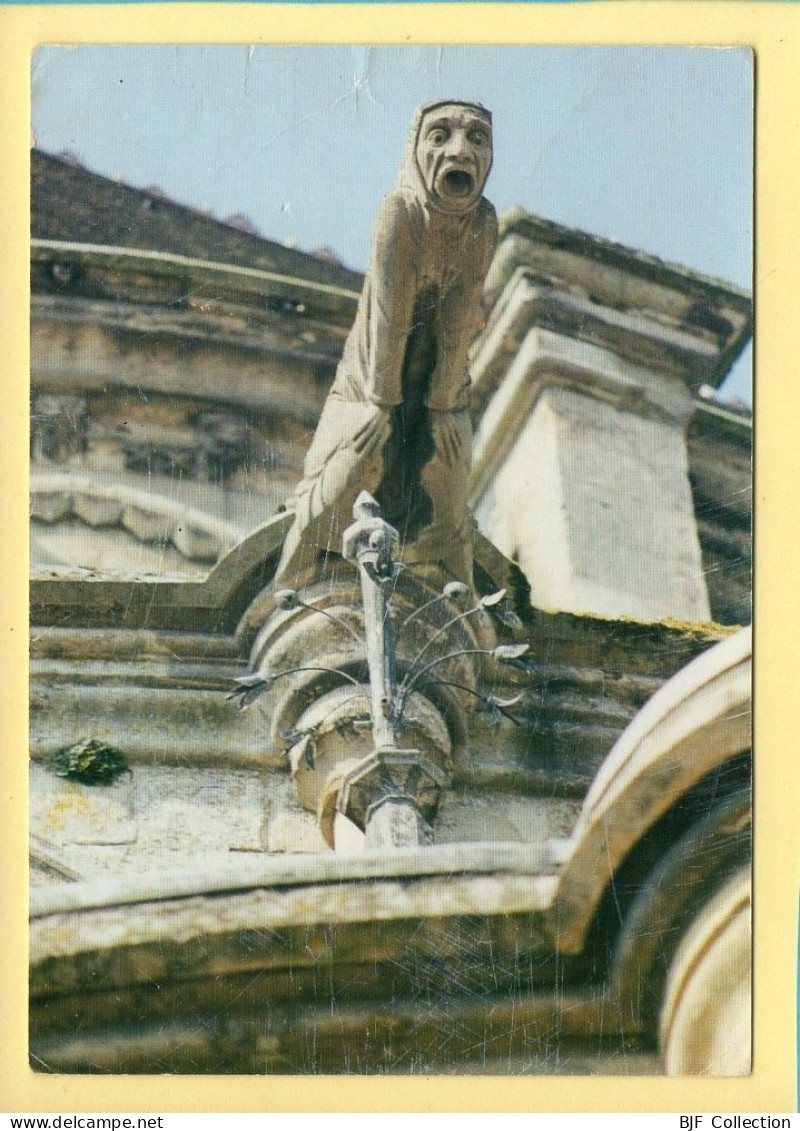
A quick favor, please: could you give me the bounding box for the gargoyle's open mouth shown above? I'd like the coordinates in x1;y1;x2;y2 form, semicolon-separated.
442;169;474;198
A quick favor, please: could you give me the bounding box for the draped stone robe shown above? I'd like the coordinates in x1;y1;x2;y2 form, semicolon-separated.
276;104;497;587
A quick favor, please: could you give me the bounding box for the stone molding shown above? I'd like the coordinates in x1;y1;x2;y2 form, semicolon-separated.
483;210;752;387
32;239;360;327
31;471;242;566
30;840;559;921
471;325;695;508
472;267;726;416
659;866;751;1075
549;626;751;953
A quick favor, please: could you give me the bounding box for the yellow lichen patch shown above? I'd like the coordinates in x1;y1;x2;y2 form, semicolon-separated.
41;789;91;834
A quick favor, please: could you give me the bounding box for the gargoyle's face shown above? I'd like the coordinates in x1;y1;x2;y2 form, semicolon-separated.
415;104;493;212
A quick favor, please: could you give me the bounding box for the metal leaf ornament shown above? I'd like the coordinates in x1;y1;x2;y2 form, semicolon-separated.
492;643;530;661
226;672;275;710
282;726;314;748
481;692;524;726
492;643;534;672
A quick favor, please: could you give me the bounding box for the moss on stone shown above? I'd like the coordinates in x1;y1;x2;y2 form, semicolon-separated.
51;737;131;786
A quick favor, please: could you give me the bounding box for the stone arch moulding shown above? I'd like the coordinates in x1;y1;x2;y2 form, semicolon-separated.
547;624;752;955
31;485;515;640
31;471;243;568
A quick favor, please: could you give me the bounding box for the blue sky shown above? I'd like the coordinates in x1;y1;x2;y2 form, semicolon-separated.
31;44;753;402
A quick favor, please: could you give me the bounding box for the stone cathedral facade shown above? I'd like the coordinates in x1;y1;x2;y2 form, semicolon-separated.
29;151;752;1075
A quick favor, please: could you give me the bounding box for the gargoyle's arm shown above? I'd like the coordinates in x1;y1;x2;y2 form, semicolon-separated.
364;193;419;407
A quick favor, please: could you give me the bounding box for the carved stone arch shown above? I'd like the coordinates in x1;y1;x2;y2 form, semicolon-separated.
605;780;750;1033
31;471;242;573
548;625;751;955
659;867;751;1075
545;626;752;1072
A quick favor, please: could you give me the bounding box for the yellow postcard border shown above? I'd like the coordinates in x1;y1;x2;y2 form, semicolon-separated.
2;3;797;1113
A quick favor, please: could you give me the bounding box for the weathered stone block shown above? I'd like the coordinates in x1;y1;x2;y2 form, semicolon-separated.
474;330;710;623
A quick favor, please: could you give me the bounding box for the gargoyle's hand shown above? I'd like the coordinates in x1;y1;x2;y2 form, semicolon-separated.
430;410;465;469
353;405;392;457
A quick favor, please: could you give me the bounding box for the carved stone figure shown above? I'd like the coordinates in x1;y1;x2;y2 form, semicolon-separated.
276;101;497;587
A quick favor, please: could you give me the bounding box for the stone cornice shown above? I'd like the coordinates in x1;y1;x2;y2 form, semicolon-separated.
496;210;751;300
482;211;752;393
32;239;360;327
472;268;729;413
30;511;294;636
30;841;559;920
693;398;752;445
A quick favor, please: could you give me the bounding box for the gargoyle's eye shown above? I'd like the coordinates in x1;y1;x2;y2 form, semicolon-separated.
427;127;449;145
468;128;488;146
